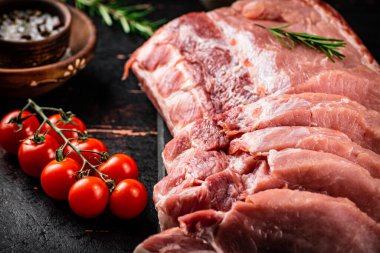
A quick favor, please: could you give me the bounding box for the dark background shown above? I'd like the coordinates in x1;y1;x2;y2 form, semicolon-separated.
0;1;379;252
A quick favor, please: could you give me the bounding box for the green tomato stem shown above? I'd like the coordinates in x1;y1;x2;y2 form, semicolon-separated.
33;119;47;138
59;128;86;137
39;107;66;114
25;99;113;189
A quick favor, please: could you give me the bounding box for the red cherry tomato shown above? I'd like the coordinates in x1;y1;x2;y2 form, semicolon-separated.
18;134;60;178
110;179;148;219
68;176;109;218
65;138;108;168
41;114;86;144
41;158;80;200
97;154;138;184
0;110;40;155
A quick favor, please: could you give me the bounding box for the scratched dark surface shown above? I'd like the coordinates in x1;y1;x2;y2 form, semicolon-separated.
0;1;379;253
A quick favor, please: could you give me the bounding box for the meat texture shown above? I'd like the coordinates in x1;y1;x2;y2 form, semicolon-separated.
155;148;380;229
217;93;380;153
126;0;380;135
127;0;380;250
134;228;215;253
135;189;380;253
164;123;380;178
157;108;380;229
229;126;380;178
163;119;229;174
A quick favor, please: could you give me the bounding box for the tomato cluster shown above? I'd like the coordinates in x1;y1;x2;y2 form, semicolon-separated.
0;110;148;219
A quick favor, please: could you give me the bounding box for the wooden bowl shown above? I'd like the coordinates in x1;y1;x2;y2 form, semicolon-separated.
0;7;96;98
0;0;72;68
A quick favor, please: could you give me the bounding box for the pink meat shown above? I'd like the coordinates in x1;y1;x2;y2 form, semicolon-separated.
154;150;231;203
163;119;229;174
134;227;215;252
155;149;380;229
127;0;380;250
135;189;380;253
229;126;380;178
156;169;246;229
217;93;380;153
126;0;380;135
250;149;380;223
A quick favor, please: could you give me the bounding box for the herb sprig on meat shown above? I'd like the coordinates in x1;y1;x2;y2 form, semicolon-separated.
256;24;346;62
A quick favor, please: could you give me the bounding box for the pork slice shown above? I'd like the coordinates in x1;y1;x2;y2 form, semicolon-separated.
154;150;230;202
156;149;380;229
134;227;216;253
217;93;380;153
163;119;229;174
127;0;380;135
136;189;380;253
192;190;380;253
249;149;380;223
229;126;380;178
156;150;257;205
154;151;257;229
156;169;245;230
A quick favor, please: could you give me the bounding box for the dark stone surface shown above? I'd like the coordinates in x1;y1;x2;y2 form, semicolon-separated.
0;1;379;252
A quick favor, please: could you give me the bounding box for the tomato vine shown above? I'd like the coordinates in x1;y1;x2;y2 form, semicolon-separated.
18;99;115;190
0;99;148;219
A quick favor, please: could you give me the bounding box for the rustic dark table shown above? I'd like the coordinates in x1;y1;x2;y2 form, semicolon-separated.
0;1;379;252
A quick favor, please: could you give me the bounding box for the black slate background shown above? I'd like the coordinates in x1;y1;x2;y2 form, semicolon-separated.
0;1;379;252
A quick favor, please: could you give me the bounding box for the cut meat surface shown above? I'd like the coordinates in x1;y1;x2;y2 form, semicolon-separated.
163;119;229;174
127;0;380;250
229;126;380;178
253;149;380;223
155;149;380;229
135;189;380;253
156;169;246;229
126;0;380;135
134;228;215;253
154;150;231;202
164;124;380;179
217;93;380;153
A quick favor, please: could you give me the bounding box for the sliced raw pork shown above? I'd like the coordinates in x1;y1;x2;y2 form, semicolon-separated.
155;149;380;229
135;189;380;253
229;126;380;178
127;0;380;250
217;93;380;153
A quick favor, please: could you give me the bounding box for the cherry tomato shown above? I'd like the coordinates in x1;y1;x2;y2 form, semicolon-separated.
97;154;138;184
68;176;109;218
41;114;86;144
41;158;80;200
0;110;40;155
110;179;148;219
18;134;59;178
65;138;108;168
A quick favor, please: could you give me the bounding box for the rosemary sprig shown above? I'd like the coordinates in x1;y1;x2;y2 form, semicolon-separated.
74;0;165;38
256;24;346;62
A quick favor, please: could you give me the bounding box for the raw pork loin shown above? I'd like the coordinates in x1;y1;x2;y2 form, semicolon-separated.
135;190;380;253
126;0;380;135
155;148;380;229
216;93;380;153
126;0;380;251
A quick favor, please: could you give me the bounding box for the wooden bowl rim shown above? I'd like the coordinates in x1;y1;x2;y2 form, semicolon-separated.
0;7;96;74
0;0;72;46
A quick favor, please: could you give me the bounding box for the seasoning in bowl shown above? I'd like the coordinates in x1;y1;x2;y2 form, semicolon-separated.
0;9;63;42
0;0;72;68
